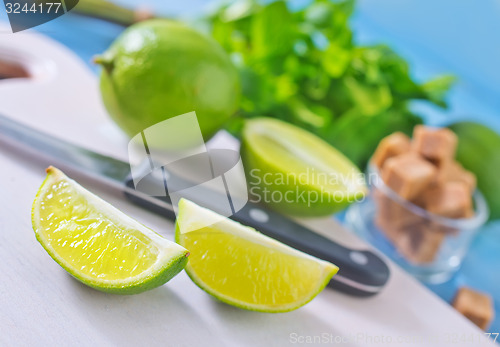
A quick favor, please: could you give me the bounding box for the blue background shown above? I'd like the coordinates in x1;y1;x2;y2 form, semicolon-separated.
1;0;499;334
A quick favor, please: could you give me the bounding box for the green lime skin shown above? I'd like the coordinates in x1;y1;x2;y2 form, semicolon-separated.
450;122;500;221
69;253;189;295
97;19;240;143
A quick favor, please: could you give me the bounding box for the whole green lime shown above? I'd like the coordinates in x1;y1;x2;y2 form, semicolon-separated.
96;19;240;144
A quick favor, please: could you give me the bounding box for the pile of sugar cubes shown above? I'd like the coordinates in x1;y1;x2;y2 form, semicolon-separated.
371;125;477;264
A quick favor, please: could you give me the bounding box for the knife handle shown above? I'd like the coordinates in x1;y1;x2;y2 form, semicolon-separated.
124;173;390;297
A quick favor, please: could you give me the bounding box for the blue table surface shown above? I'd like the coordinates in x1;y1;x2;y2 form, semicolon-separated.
1;0;499;334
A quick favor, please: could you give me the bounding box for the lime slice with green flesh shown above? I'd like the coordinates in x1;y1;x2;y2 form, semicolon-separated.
175;199;338;312
241;117;367;217
32;167;189;294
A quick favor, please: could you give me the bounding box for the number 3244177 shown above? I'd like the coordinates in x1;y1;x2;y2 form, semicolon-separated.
5;2;63;14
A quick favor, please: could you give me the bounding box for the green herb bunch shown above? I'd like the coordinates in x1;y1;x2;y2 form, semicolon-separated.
207;0;455;167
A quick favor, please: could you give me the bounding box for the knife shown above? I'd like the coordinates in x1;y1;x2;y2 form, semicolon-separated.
0;114;390;296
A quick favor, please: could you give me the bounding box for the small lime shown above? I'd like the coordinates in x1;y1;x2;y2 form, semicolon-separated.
96;19;240;144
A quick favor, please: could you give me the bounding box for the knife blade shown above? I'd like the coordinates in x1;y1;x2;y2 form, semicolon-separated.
0;114;390;296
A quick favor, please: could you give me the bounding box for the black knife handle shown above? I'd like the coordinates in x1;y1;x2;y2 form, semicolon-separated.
124;173;390;297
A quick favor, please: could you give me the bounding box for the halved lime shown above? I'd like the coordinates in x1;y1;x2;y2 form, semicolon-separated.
241;117;367;217
32;167;189;294
175;199;338;312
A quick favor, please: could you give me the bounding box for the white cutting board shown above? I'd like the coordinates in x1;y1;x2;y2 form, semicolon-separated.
0;27;495;347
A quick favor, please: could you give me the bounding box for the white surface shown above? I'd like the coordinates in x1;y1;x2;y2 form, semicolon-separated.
0;29;495;347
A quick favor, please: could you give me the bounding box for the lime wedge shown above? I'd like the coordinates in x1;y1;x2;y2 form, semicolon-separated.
175;199;338;312
32;167;189;294
241;117;367;217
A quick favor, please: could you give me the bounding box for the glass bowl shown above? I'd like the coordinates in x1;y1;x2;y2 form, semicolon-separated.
346;165;489;283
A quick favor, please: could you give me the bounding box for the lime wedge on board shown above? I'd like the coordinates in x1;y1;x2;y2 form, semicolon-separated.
175;199;338;312
32;167;189;294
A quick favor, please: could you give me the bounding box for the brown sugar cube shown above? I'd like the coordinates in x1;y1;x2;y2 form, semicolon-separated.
374;188;399;226
381;153;437;201
452;287;494;330
373;188;428;247
446;161;477;193
371;132;411;168
375;207;401;243
374;187;443;263
395;223;445;264
412;125;458;165
434;160;477;192
377;195;422;231
373;189;400;240
424;182;473;219
375;213;399;242
433;159;453;187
